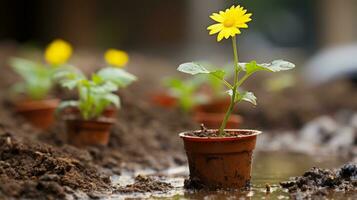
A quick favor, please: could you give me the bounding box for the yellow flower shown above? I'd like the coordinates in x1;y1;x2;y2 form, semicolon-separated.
104;49;129;68
44;39;72;65
207;5;252;42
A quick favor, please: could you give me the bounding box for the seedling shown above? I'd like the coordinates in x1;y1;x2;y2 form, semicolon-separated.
164;77;206;112
9;39;72;100
56;49;136;120
177;5;295;135
164;62;233;112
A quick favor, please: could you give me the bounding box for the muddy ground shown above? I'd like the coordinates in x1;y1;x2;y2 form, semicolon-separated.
0;44;356;199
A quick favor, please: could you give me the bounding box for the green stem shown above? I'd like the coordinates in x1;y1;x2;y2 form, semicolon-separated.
219;36;240;135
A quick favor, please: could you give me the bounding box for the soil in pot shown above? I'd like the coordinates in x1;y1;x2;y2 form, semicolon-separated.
193;112;242;129
14;98;60;130
61;106;118;119
65;117;115;147
180;129;261;190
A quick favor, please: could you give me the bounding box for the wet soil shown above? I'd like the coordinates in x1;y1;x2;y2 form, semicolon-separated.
115;174;173;193
280;164;357;199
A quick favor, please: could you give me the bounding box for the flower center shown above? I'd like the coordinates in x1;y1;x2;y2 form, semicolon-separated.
223;18;235;27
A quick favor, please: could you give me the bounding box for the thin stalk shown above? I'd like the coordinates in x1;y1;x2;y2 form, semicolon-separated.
219;36;240;135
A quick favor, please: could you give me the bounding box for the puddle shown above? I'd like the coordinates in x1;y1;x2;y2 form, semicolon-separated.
110;152;354;199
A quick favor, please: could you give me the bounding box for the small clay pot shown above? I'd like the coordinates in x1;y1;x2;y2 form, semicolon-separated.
193;112;242;129
150;93;177;108
14;98;60;130
65;117;114;147
180;129;261;189
194;97;231;113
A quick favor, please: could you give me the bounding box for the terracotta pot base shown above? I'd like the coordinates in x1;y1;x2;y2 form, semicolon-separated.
180;129;261;189
65;117;114;147
15;98;60;130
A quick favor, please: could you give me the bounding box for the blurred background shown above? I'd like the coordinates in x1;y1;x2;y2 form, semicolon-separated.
1;0;357;130
1;0;357;66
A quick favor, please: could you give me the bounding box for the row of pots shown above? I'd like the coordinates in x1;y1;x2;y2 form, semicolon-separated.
15;93;260;190
14;98;116;147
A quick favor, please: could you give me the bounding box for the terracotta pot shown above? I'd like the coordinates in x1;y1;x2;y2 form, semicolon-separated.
180;129;261;189
14;98;60;130
193;112;242;129
65;117;114;147
194;97;231;113
150;93;177;108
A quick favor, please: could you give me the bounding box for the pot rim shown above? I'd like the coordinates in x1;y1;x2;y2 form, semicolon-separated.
179;129;262;142
15;98;60;111
64;116;115;125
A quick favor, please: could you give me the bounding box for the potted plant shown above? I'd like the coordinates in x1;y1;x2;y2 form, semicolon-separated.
178;5;295;189
56;49;136;147
163;76;242;129
9;39;72;130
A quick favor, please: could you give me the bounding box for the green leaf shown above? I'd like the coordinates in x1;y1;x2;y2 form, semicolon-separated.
56;100;79;114
238;91;257;105
209;70;226;80
9;57;53;99
177;62;210;75
227;90;257;105
103;93;120;108
91;81;118;93
240;60;295;74
97;67;137;88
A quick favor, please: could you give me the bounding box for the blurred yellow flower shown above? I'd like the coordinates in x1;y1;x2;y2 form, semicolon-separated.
207;5;252;42
104;49;129;68
44;39;72;65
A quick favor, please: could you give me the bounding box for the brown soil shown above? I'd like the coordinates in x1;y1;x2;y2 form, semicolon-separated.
0;130;111;199
115;174;173;193
280;164;357;199
184;126;256;138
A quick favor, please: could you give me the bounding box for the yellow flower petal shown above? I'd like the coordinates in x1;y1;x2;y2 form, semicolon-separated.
210;13;223;23
104;49;129;68
207;5;252;42
44;39;72;66
207;24;223;35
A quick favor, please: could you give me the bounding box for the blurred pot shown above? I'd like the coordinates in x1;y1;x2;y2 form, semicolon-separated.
14;98;60;130
62;106;117;118
193;112;242;129
180;129;261;189
150;92;177;108
194;97;231;113
65;117;114;147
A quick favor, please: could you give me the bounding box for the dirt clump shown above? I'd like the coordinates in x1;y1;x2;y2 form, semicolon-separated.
280;163;357;199
0;131;111;199
116;174;173;193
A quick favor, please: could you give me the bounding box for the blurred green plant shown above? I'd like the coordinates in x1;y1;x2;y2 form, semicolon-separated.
264;73;296;92
9;39;73;100
56;49;136;120
9;58;55;100
164;62;233;112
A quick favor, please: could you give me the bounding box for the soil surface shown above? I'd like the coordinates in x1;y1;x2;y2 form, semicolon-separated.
0;129;111;199
280;163;357;199
184;125;259;138
115;174;173;193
